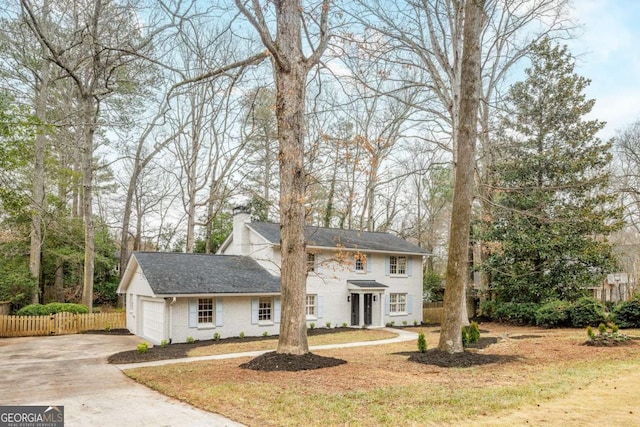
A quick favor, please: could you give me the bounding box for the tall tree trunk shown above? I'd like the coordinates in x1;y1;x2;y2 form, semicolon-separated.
438;0;485;353
81;94;97;310
275;53;309;356
30;27;50;303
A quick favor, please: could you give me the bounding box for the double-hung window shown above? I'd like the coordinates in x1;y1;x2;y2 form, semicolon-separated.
354;253;366;272
258;297;273;321
389;256;407;275
198;298;214;325
389;293;407;314
305;295;317;317
307;253;316;272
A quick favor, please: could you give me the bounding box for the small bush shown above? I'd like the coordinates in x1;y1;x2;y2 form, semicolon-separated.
413;320;419;326
325;322;331;328
239;331;245;339
479;300;498;319
569;297;606;328
612;295;640;328
17;302;90;316
586;322;630;346
402;320;408;326
417;333;427;353
160;339;168;348
137;342;148;354
342;322;348;328
186;336;195;344
262;331;269;337
213;332;221;341
461;327;470;347
467;321;480;344
309;322;315;330
535;300;571;328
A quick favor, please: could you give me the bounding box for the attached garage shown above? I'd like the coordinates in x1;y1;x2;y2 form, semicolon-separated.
140;299;165;344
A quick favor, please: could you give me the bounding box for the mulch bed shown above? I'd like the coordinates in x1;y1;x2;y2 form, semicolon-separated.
108;327;353;365
402;336;516;368
407;349;518;367
239;351;346;371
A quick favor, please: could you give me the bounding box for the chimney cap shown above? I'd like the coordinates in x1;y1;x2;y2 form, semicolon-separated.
233;205;251;215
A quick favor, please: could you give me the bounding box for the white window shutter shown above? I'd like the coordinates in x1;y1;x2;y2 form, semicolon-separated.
274;297;281;323
317;296;324;319
215;298;223;326
407;295;413;314
366;255;372;272
188;299;197;328
407;258;413;276
385;294;390;315
385;256;390;276
316;254;322;273
251;298;259;324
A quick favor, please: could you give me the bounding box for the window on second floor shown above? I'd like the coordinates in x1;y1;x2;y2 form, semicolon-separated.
389;255;407;275
307;252;316;272
354;253;366;272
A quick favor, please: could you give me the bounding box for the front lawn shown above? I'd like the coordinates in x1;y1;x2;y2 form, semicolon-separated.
124;324;640;426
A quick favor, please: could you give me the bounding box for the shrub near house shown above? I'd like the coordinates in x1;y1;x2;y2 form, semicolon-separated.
17;303;89;316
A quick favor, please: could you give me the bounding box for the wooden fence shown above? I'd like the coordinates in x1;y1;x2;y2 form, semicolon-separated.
423;301;476;324
0;312;126;338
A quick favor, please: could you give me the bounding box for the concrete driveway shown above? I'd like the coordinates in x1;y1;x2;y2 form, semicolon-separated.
0;333;243;427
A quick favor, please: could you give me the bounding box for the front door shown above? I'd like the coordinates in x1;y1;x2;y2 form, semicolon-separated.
364;293;373;325
350;293;359;326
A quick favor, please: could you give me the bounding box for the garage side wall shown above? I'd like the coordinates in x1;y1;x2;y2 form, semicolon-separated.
125;264;156;336
170;296;281;343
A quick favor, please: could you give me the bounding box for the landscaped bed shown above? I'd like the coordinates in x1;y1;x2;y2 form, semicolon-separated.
123;323;640;426
109;327;397;364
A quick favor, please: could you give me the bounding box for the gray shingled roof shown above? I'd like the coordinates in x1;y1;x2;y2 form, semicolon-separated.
132;252;280;295
247;222;427;254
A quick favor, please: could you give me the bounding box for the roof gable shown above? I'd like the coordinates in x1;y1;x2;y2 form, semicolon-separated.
247;222;427;254
131;252;280;295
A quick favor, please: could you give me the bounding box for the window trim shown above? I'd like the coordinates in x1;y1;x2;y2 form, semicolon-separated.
198;298;215;326
389;255;407;276
305;294;317;319
354;253;366;273
389;293;407;314
307;252;316;272
258;297;273;323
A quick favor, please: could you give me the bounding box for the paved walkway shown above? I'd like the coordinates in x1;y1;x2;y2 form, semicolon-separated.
115;327;419;370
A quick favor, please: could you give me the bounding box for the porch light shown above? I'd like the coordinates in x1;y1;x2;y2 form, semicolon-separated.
347;295;350;302
373;295;377;302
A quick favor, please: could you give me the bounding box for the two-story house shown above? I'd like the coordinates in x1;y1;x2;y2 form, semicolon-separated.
117;206;426;344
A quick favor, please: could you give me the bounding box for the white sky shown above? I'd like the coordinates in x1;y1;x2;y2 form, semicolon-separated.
568;0;640;139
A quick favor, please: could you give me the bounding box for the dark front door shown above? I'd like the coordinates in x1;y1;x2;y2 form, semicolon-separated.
364;293;373;325
350;293;359;326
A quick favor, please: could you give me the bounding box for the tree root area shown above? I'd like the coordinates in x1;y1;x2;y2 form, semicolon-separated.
239;351;347;371
408;348;517;368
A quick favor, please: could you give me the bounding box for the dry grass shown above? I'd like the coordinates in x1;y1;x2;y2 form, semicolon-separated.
125;324;640;426
187;329;397;357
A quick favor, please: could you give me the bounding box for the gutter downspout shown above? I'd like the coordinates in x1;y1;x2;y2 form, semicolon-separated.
169;297;177;344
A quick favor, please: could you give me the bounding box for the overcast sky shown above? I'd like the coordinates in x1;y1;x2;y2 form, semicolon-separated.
569;0;640;139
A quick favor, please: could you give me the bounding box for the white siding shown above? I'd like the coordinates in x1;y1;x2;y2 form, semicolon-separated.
169;296;281;343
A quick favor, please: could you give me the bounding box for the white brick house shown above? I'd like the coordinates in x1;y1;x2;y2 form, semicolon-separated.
118;207;426;344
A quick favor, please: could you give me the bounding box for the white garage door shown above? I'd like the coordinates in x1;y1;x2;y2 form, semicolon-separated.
141;299;165;344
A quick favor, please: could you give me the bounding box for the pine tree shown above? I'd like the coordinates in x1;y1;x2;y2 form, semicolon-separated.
482;39;622;304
